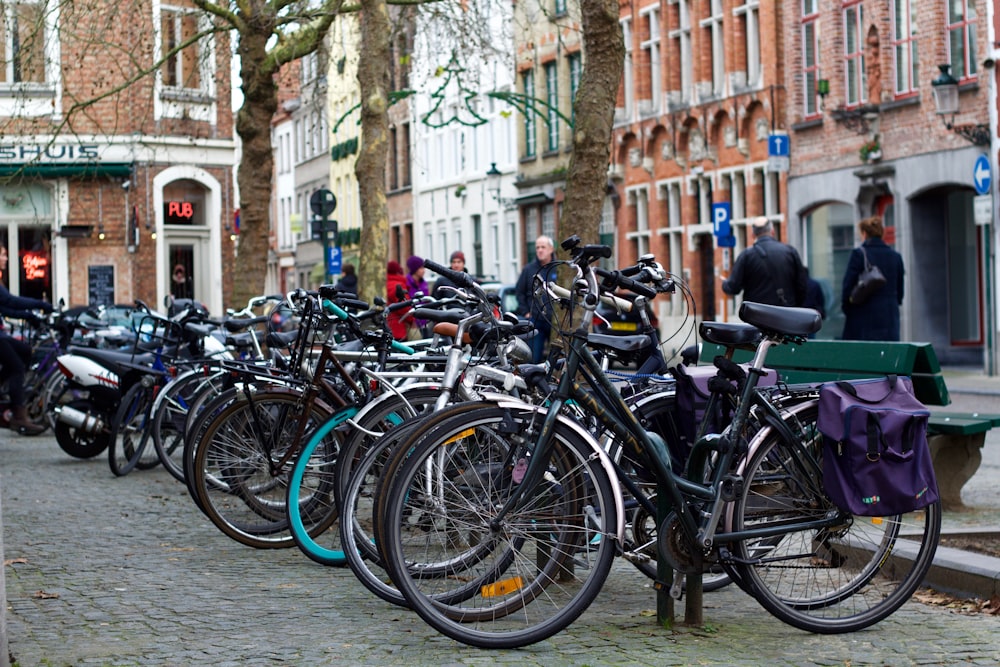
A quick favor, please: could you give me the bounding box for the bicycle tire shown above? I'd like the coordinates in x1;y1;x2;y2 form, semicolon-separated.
189;389;340;549
152;368;227;482
108;382;156;477
379;403;619;649
729;403;941;633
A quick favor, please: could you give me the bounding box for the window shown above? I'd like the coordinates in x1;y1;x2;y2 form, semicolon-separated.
947;0;978;81
554;0;567;16
161;7;204;91
0;1;45;84
668;0;692;103
157;2;216;120
733;0;760;88
626;187;651;260
640;5;661;113
621;17;633;119
843;1;865;106
568;52;581;124
700;0;724;97
892;0;918;95
544;62;559;152
523;70;536;158
802;0;820;116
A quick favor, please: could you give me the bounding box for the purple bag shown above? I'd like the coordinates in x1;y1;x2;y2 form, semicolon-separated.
817;375;938;516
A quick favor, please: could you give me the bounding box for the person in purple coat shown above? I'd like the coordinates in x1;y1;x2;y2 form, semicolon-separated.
841;216;904;341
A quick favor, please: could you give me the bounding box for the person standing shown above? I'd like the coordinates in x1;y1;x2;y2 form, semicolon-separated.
432;251;468;298
335;263;358;296
385;261;409;340
722;217;808;307
515;235;558;363
405;256;430;338
0;243;52;434
841;216;904;341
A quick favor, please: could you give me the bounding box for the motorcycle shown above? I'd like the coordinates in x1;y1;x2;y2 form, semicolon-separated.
51;298;228;459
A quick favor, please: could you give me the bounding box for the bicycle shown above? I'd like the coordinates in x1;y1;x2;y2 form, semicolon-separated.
372;238;939;648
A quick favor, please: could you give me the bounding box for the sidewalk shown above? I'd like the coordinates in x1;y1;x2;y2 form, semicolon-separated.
2;370;1000;665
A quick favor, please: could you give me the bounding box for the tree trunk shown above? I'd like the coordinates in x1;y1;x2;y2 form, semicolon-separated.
233;26;278;308
559;0;624;246
355;0;392;304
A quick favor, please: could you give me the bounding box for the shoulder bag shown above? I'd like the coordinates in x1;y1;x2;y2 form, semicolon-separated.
848;246;887;305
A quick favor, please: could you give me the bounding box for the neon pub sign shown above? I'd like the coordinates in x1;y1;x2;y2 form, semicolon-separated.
164;201;196;225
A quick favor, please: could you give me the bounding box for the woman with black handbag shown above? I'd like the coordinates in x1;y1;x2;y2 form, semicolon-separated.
841;215;904;340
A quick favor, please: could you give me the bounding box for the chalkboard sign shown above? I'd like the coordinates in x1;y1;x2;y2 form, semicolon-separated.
88;265;115;307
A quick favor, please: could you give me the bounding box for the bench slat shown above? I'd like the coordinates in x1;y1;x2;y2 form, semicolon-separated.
928;415;995;436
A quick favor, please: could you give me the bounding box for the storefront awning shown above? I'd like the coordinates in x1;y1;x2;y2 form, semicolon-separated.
0;162;132;179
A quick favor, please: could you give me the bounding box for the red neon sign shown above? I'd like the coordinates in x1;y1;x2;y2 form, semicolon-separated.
164;201;195;224
22;252;48;281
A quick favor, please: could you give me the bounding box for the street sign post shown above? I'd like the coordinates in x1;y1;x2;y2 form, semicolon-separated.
309;189;338;283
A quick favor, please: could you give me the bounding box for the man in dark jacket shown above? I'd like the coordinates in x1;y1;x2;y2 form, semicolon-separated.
515;235;557;363
722;217;808;307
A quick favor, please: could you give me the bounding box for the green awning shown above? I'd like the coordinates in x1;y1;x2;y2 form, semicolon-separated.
0;162;132;180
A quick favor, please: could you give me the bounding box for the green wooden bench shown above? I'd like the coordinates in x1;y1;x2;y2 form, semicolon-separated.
699;340;1000;511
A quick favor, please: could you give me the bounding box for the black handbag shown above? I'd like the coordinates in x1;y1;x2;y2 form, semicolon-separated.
849;247;887;305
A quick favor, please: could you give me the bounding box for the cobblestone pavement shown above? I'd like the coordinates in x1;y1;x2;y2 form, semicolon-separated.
3;380;1000;667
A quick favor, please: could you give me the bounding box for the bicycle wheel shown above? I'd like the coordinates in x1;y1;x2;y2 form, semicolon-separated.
379;403;619;649
152;368;227;482
108;382;157;477
335;386;443;504
290;387;442;568
338;425;422;605
189;389;340;549
729;403;941;633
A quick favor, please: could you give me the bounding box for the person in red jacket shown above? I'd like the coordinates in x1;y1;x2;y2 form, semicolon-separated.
385;261;410;340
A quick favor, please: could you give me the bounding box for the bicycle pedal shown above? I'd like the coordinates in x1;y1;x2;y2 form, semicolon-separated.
669;572;684;600
720;474;744;502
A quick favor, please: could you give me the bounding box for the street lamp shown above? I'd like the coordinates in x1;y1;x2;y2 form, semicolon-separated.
485;162;516;209
486;162;502;200
931;63;990;146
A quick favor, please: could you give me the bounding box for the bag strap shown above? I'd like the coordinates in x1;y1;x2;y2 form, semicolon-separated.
859;246;873;271
865;412;883;462
833;374;898;404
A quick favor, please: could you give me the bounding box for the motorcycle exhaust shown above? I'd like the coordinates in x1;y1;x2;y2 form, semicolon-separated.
53;405;105;434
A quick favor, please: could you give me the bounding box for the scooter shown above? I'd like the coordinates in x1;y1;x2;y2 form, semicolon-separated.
51;298;228;459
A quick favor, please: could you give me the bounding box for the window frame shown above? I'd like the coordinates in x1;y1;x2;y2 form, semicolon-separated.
699;0;725;98
0;0;60;117
802;0;820;117
544;61;559;153
891;0;919;97
946;0;978;82
842;0;865;108
733;0;761;89
523;69;536;158
639;4;661;113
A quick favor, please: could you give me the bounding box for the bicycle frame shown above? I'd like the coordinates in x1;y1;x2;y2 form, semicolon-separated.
491;257;845;567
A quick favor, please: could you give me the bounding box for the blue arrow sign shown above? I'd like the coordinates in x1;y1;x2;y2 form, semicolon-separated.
973;154;991;195
768;134;790;157
712;202;731;237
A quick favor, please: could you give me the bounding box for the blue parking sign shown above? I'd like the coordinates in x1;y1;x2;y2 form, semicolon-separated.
328;245;342;276
712;202;731;237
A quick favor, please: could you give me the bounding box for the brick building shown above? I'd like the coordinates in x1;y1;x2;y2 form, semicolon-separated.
609;0;782;356
784;0;993;364
0;0;236;314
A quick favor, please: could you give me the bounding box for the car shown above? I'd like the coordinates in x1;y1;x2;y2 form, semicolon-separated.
480;282;521;315
592;293;652;336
